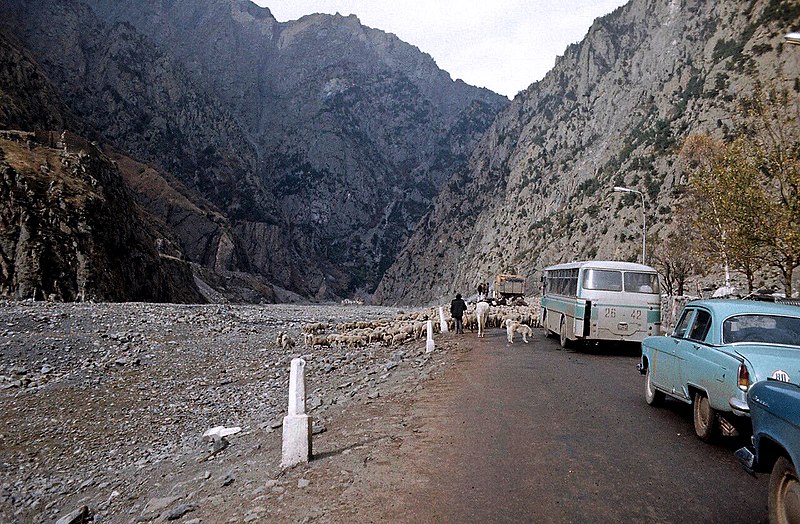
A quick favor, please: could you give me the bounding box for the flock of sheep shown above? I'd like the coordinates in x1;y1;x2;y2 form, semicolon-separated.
274;302;542;350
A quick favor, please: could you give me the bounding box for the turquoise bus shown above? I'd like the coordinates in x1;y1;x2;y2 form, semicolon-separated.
540;261;661;347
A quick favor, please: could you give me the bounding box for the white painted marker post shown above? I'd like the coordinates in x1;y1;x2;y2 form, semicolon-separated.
281;358;312;468
438;306;449;333
426;319;435;353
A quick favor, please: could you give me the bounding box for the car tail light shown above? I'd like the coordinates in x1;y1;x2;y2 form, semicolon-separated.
738;363;750;391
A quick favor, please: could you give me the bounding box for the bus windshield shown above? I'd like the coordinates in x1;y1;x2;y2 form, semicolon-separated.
582;269;660;294
623;272;660;294
582;269;622;291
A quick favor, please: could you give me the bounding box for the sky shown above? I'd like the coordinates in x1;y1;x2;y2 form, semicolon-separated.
255;1;630;98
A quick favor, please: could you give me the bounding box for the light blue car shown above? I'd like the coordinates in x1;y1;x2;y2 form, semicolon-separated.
638;299;800;442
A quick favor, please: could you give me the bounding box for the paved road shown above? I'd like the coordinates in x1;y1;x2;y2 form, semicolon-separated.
399;328;769;523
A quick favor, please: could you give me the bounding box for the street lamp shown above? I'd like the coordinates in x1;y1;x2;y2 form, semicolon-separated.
785;32;800;45
613;186;646;264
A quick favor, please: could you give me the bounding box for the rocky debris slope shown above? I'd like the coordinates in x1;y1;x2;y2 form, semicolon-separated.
0;131;202;302
376;0;800;305
0;300;489;522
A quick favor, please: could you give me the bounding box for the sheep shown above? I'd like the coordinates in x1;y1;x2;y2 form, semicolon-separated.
391;332;408;346
309;334;332;348
276;331;296;350
302;322;328;335
463;312;477;333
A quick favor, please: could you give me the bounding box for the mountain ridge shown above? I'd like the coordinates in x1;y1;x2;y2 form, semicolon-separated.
375;0;800;305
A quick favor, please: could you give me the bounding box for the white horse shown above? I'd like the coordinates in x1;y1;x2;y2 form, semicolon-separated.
476;301;490;338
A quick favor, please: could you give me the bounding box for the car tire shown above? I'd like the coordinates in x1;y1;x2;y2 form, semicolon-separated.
769;455;800;524
644;366;665;406
559;316;571;349
693;392;717;442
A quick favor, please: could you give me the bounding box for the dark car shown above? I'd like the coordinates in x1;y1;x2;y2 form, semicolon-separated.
736;379;800;523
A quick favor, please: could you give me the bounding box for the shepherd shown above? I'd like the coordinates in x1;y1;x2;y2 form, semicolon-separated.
450;293;467;334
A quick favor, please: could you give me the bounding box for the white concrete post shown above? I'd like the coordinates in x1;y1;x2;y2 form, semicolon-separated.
287;357;306;416
281;358;312;468
426;319;435;353
438;306;449;333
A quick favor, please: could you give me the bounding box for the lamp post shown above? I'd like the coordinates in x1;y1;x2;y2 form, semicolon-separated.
613;186;646;264
785;32;800;45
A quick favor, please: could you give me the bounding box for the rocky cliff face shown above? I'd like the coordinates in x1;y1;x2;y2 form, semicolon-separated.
0;31;201;302
2;0;508;300
376;0;800;305
0;131;204;302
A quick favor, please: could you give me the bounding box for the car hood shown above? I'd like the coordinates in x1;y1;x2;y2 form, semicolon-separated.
748;380;800;423
734;345;800;384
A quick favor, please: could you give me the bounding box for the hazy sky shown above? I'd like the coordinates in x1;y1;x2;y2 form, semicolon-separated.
256;1;629;98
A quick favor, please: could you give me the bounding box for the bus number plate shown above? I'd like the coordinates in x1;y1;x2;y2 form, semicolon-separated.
630;310;642;320
604;308;616;318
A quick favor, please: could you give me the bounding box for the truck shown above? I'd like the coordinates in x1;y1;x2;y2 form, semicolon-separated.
493;273;527;301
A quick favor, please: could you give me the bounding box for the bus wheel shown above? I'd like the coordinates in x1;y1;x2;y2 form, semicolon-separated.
542;310;554;338
559;316;571;349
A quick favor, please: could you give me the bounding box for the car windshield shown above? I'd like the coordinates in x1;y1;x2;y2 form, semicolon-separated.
722;314;800;346
623;272;660;294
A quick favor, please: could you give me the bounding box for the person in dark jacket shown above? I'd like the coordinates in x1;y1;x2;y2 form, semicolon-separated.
450;293;467;334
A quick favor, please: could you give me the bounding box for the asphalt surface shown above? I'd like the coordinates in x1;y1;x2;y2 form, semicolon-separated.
398;328;769;523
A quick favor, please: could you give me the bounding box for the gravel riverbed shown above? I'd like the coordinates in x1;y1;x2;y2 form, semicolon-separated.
0;300;464;523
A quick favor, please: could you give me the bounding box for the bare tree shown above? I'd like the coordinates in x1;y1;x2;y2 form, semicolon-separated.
679;135;767;292
649;204;702;296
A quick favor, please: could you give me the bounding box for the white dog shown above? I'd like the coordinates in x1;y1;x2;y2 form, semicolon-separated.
505;319;533;343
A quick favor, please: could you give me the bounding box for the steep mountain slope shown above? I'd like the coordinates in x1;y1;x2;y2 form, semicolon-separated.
0;130;205;302
2;0;508;300
0;32;72;132
86;0;508;296
0;31;204;302
0;0;286;285
376;0;800;305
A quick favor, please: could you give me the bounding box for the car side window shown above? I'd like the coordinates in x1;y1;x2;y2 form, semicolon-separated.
673;309;694;338
688;310;713;343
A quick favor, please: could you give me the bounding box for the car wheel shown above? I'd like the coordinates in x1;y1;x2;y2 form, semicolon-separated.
644;366;665;406
769;455;800;524
559;316;571;349
693;392;717;442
